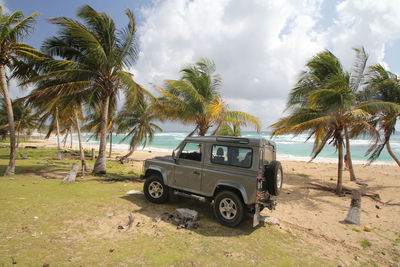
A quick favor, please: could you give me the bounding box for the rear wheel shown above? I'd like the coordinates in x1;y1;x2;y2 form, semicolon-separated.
265;160;283;196
143;174;169;204
213;190;244;227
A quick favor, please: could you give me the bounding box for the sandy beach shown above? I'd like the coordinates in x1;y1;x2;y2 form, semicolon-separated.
20;138;400;265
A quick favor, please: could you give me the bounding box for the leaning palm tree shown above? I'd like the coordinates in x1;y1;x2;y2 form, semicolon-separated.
116;95;162;163
156;58;260;136
363;64;400;166
27;5;145;174
271;50;380;194
0;7;41;175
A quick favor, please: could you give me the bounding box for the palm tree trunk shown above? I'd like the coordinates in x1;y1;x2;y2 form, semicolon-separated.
344;126;356;181
63;129;69;148
336;138;344;194
17;128;20;149
93;95;110;174
55;107;62;160
119;148;134;164
119;139;139;164
386;141;400;167
187;126;199;137
74;109;89;175
1;65;16;175
70;125;73;149
108;130;112;158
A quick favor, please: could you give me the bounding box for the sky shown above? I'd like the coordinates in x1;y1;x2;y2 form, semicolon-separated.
5;0;400;131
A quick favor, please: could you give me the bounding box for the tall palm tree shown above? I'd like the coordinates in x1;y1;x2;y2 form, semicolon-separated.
0;7;40;175
271;50;380;194
116;94;162;163
156;58;260;136
363;64;400;166
28;5;145;174
82;100;117;158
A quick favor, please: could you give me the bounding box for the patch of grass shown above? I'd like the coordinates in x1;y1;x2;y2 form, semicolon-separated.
0;147;331;266
351;228;361;233
361;240;372;249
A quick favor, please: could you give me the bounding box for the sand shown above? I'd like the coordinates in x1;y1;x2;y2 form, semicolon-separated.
21;139;400;265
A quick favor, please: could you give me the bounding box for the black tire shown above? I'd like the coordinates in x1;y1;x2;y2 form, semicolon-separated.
143;174;169;204
265;160;283;196
213;190;244;227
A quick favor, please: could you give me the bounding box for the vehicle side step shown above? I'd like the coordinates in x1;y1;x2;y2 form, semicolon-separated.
172;190;210;203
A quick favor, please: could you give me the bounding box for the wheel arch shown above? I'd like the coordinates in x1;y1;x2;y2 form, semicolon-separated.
144;166;167;184
213;181;248;204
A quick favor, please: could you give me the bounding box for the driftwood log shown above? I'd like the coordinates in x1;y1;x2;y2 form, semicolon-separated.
344;190;361;224
62;163;79;183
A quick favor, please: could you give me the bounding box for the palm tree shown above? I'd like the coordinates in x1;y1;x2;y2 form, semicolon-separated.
28;5;145;174
82;101;117;158
116;95;162;163
11;100;38;147
363;64;400;166
156;58;260;136
271;50;380;194
0;7;40;175
215;122;241;136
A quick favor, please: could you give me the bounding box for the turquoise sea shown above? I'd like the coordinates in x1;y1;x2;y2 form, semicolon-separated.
80;131;400;164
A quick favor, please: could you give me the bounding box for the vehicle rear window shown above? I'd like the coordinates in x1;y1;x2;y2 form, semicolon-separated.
211;145;252;168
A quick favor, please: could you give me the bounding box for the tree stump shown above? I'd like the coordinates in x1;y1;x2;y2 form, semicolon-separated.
62;163;79;184
344;190;361;224
91;148;95;160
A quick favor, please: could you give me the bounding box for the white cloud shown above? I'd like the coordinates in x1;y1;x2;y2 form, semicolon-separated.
325;0;400;70
0;0;9;13
132;0;400;130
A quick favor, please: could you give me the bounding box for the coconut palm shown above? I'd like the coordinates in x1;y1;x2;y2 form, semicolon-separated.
116;94;162;163
28;5;145;174
82;100;117;158
363;64;400;166
271;50;381;194
156;58;260;136
0;7;41;175
0;99;38;147
216;122;242;137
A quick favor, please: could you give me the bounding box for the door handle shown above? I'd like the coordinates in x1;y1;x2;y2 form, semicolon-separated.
193;171;201;175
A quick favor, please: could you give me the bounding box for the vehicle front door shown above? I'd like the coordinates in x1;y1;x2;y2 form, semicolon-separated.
173;142;203;192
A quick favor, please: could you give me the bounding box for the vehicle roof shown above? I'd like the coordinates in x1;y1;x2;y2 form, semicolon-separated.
184;135;276;147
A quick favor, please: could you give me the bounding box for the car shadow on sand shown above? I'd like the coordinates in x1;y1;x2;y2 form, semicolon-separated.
121;193;262;237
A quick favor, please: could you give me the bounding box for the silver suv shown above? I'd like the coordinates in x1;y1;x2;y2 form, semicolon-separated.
141;136;283;227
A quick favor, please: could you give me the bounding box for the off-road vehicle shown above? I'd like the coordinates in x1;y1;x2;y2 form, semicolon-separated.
141;136;283;227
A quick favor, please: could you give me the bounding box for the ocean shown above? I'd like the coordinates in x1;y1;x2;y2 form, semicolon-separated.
78;131;400;164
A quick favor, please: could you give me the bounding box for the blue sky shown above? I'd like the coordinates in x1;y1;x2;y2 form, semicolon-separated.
5;0;400;130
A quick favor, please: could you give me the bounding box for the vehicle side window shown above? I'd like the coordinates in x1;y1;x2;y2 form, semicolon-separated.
179;142;202;161
211;145;252;168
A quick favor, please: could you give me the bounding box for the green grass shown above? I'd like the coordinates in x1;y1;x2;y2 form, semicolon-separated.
352;228;362;233
361;240;372;249
0;147;332;266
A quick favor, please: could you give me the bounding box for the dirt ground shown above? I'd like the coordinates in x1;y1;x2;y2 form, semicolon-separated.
271;160;400;266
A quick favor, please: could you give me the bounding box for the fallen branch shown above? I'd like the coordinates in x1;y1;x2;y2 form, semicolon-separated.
384;201;400;206
307;183;381;202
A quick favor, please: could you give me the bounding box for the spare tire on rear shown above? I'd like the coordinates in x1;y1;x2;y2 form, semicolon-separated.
264;160;283;196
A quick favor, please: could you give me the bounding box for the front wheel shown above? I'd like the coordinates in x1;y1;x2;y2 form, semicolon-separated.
213;191;244;227
143;174;169;204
